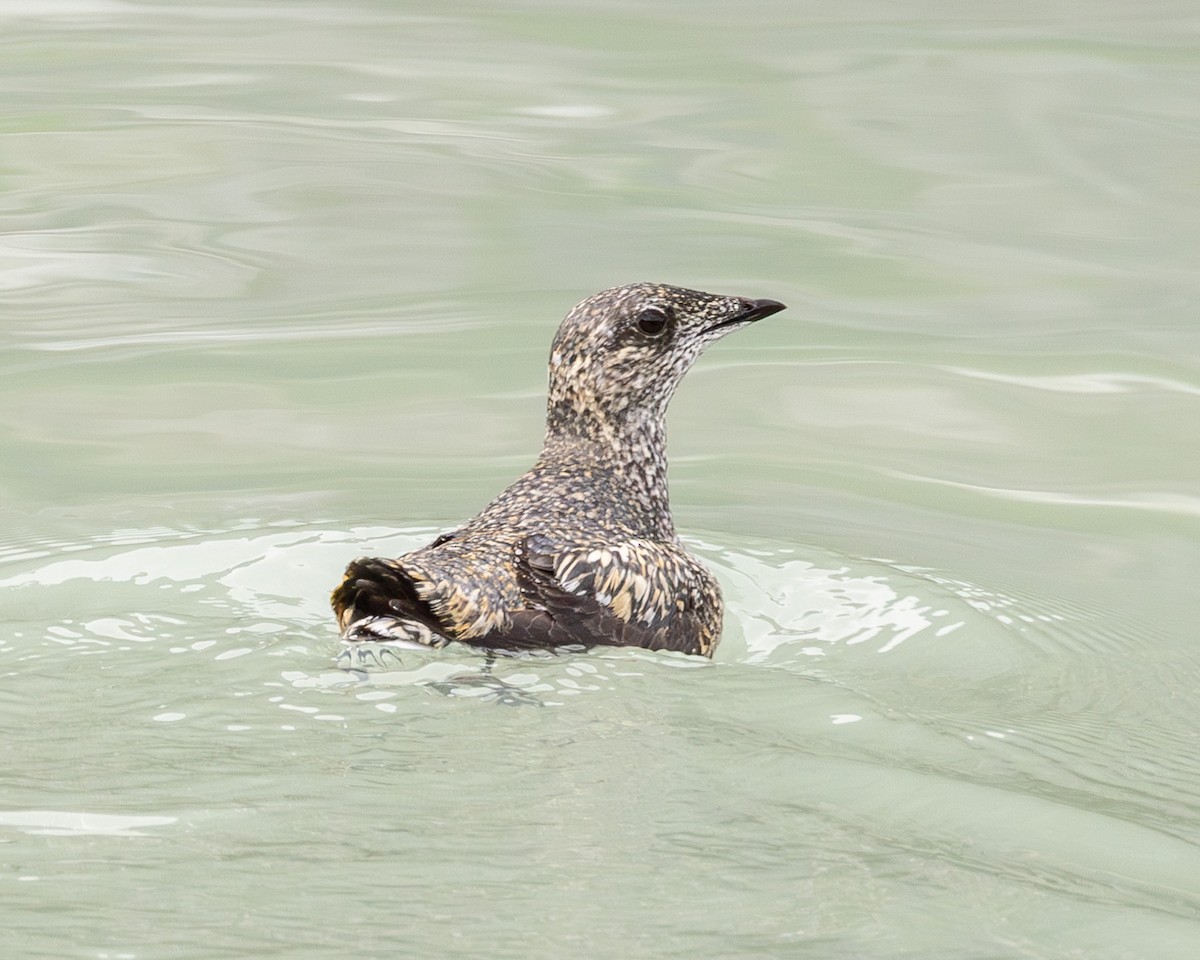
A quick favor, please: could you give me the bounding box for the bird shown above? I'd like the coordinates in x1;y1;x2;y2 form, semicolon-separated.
331;282;785;658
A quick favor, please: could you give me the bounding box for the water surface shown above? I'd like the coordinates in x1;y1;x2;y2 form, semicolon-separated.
3;3;1199;958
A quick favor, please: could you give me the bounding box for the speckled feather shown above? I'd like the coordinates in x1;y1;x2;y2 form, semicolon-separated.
331;282;785;658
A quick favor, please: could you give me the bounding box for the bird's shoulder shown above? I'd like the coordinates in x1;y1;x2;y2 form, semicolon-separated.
398;529;721;656
508;532;722;656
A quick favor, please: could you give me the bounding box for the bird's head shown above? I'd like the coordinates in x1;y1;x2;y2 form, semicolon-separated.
545;282;785;442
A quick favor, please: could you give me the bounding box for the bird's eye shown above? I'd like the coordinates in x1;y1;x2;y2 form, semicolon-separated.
636;307;670;338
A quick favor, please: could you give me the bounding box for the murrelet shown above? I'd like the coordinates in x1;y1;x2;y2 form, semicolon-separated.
332;283;785;657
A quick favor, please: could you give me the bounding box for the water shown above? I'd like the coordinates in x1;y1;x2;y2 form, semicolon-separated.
3;2;1199;958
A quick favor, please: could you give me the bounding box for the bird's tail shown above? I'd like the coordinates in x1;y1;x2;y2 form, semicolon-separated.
331;557;449;646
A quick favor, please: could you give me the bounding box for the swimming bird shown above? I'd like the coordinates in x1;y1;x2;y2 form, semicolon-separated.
332;283;785;658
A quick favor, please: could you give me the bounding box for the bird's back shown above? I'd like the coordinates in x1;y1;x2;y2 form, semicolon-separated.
332;459;724;655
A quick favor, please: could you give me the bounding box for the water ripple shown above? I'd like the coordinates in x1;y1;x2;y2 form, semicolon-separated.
944;366;1200;397
887;471;1200;521
3;515;1199;947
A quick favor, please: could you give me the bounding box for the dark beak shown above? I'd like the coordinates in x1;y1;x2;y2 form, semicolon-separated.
704;297;787;334
738;298;787;323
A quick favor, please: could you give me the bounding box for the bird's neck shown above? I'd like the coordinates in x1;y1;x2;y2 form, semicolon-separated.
540;407;676;540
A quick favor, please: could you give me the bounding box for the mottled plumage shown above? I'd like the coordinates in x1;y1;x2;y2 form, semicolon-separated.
332;282;785;657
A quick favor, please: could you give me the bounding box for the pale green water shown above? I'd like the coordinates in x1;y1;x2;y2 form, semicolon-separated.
3;2;1199;958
